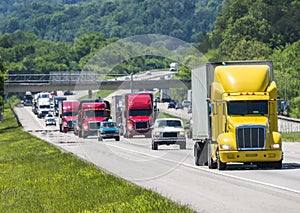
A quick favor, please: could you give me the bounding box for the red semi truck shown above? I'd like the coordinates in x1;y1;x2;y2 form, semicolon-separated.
76;99;111;138
123;93;154;138
58;100;80;133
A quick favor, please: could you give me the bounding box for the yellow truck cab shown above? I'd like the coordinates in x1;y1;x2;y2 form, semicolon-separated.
192;61;283;170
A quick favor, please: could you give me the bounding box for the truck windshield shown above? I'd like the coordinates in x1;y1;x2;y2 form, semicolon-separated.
85;110;105;118
157;120;182;128
64;112;78;116
227;100;268;115
129;109;152;116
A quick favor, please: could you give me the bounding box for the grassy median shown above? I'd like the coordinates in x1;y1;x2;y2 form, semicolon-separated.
0;106;195;212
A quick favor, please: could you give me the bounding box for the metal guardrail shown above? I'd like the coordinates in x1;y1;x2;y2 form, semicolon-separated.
278;115;300;123
5;72;126;84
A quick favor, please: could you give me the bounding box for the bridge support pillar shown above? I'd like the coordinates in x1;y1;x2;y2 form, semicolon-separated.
88;90;92;99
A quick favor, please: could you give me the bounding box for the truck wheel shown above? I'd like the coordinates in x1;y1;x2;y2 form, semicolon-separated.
82;130;87;138
179;141;186;149
152;142;158;150
59;124;62;132
115;136;120;141
208;144;217;169
273;159;282;169
194;142;202;166
208;157;217;169
217;151;226;170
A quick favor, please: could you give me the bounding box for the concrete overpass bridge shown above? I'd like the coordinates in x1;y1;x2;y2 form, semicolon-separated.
4;71;191;93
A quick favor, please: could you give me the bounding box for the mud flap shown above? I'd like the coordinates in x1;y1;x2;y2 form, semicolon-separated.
194;141;208;166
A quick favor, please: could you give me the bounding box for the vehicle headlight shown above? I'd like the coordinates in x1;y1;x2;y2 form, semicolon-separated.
179;131;185;137
219;144;233;150
154;131;160;137
115;129;119;133
83;123;89;130
270;144;281;149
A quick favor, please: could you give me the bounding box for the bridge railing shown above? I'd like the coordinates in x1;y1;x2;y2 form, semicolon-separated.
5;72;126;85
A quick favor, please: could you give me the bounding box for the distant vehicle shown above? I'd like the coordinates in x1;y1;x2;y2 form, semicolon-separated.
160;88;171;103
36;93;51;118
50;91;57;97
63;90;75;96
182;100;191;108
187;104;192;113
169;62;179;72
45;114;54;120
53;96;67;116
58;100;80;133
146;71;151;75
23;91;33;106
151;118;186;150
167;100;176;109
155;96;160;103
45;117;56;126
97;121;120;141
186;118;193;138
76;99;111;138
175;102;183;110
122;93;154;138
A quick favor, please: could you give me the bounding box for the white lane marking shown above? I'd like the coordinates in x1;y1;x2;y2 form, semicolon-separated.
106;142;300;195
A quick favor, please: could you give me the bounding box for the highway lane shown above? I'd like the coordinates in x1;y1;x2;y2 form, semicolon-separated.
14;105;300;213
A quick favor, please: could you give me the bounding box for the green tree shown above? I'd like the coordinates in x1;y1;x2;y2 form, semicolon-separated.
272;40;300;117
0;57;6;119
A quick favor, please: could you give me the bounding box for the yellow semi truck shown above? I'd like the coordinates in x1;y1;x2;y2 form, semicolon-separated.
192;61;283;170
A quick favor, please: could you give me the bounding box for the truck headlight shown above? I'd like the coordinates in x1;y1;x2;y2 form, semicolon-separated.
154;132;160;137
179;131;185;137
270;144;281;149
220;144;233;150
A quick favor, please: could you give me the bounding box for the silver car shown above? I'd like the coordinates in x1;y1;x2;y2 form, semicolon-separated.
151;118;186;150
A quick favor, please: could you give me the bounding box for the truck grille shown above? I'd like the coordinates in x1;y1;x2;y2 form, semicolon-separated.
236;125;265;150
135;122;148;130
163;132;177;137
88;122;101;130
67;120;75;129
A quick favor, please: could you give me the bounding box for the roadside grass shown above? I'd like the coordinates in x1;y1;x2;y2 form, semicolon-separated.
0;106;195;212
280;132;300;142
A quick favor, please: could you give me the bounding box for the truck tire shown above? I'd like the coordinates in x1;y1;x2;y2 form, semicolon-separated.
273;160;282;169
82;130;87;138
152;142;158;150
194;142;201;166
59;124;62;132
115;136;120;141
208;144;217;169
217;151;226;170
179;141;186;149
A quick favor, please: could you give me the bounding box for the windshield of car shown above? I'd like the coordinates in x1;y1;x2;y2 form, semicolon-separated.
129;109;152;116
156;120;182;128
227;100;268;115
64;111;78;116
102;122;116;128
85;110;105;118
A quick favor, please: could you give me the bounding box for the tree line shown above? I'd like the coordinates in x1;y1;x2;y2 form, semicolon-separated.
0;0;299;117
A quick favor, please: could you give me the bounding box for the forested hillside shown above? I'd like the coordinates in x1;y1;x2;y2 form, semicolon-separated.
197;0;300;117
0;0;299;117
0;0;223;43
